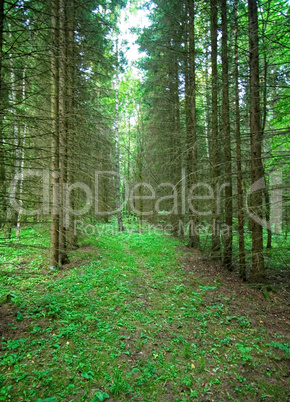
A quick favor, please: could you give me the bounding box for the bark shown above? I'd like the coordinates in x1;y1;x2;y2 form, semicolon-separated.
261;55;271;249
58;0;69;264
168;36;181;235
127;117;131;219
264;186;271;248
248;0;265;282
6;23;21;239
15;131;26;239
204;47;211;160
0;0;6;229
234;0;246;279
16;70;27;239
66;0;78;249
210;0;221;255
136;117;143;232
115;40;124;232
221;0;232;270
187;0;199;248
173;50;183;233
49;0;60;268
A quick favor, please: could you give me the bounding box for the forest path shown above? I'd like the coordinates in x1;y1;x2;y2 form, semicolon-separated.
0;228;289;400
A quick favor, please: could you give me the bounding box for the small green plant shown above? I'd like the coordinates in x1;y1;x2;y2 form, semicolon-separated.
236;343;253;364
109;370;131;396
267;342;290;358
93;391;110;401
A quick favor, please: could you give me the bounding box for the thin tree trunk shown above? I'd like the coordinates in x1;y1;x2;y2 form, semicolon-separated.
221;0;232;270
210;0;221;255
127;117;131;219
58;0;69;265
205;47;211;160
16;70;27;239
3;22;18;240
187;0;199;248
0;0;7;230
261;55;271;249
248;0;265;282
49;0;60;268
15;131;26;238
66;0;78;249
115;40;124;232
136;127;143;232
234;0;246;279
168;36;181;235
7;23;21;239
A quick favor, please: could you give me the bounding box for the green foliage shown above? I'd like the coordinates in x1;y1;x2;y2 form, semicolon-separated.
0;222;288;400
267;342;290;358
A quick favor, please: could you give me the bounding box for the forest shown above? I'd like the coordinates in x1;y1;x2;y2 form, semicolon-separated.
0;0;289;400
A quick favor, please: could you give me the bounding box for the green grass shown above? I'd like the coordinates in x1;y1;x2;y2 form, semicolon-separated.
0;222;289;401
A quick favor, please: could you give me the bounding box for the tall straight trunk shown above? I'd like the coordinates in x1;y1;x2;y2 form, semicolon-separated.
183;4;190;233
0;0;6;229
5;23;19;239
261;5;271;249
49;0;60;268
58;0;69;264
115;40;124;232
248;0;265;282
15;128;26;238
136;116;143;232
184;1;190;172
126;117;132;219
187;0;199;248
66;0;78;249
261;55;271;249
234;0;246;279
173;48;183;233
205;47;211;160
221;0;232;269
210;0;221;255
168;38;181;235
16;70;27;239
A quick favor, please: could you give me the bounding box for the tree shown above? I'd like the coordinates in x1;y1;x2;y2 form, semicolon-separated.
136;0;185;231
221;0;232;270
49;0;60;268
114;39;124;232
186;0;200;248
248;0;264;282
0;0;6;231
210;0;221;255
234;0;246;279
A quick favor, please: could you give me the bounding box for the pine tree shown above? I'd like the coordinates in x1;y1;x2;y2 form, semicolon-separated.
248;0;265;282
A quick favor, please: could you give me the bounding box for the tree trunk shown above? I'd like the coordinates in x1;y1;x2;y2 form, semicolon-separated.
16;70;27;239
204;47;211;160
58;0;69;265
221;0;232;270
248;0;265;282
261;55;271;249
187;0;200;248
0;0;7;230
49;0;60;268
66;0;78;249
171;41;182;235
234;0;246;279
115;40;124;232
210;0;221;255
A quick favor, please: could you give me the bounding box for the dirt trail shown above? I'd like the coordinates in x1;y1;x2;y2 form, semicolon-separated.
181;247;290;340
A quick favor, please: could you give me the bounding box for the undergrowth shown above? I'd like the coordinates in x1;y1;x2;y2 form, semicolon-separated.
0;222;289;401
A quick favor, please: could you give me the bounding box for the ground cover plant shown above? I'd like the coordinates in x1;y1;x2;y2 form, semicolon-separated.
0;222;289;401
